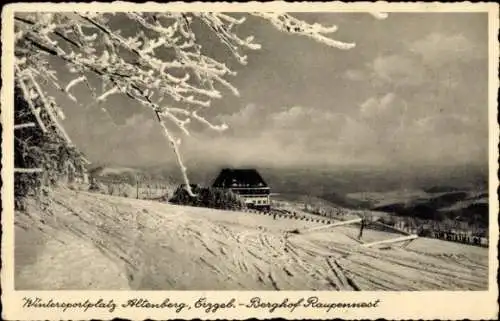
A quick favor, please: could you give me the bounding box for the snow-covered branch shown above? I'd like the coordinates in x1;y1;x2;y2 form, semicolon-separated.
192;111;228;132
369;12;389;20
65;75;86;102
154;109;196;197
27;69;73;145
251;13;355;50
15;64;48;133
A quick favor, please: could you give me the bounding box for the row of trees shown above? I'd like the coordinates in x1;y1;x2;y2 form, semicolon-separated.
375;202;488;228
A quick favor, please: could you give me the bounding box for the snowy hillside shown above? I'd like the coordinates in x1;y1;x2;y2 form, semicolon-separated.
347;189;487;210
15;188;488;291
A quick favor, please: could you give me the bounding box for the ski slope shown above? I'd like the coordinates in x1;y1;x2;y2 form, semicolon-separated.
14;188;488;291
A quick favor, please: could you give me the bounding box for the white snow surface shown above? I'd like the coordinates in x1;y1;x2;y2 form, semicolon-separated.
15;188;488;291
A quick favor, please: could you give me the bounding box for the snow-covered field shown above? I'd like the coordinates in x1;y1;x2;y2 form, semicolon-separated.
14;188;488;291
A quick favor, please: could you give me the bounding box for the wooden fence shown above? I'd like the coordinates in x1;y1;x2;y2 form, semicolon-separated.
241;207;489;248
91;176;174;200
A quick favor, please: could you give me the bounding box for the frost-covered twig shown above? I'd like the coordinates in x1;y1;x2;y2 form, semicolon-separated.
251;13;355;50
96;86;120;102
27;69;73;145
192;111;228;132
14;122;36;130
14;168;44;173
154;110;196;197
369;12;389;20
15;64;48;133
64;75;86;102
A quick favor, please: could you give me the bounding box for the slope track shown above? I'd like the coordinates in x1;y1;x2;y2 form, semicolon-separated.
14;188;488;290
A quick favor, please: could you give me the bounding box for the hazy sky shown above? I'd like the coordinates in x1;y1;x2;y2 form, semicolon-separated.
53;12;489;172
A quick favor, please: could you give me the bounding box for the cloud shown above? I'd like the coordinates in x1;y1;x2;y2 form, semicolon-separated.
360;92;396;117
414;114;476;136
73;93;487;171
70;110;179;166
344;54;426;87
216;103;266;135
358;93;411;140
409;32;484;66
371;55;426;86
344;31;485;92
178;94;487;170
337;28;487;168
183;104;372;167
344;69;366;81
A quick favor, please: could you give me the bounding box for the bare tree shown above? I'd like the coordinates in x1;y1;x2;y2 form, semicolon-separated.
14;12;385;196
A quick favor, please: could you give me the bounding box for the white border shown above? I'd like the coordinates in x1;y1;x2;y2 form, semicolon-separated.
1;2;499;320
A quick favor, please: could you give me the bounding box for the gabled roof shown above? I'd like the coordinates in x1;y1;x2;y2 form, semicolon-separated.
212;168;268;188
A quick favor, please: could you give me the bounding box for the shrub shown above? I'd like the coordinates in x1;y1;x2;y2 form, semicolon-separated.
88;180;106;193
169;185;246;210
379;215;397;226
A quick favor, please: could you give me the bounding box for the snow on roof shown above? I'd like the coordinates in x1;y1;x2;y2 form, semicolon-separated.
212;168;268;188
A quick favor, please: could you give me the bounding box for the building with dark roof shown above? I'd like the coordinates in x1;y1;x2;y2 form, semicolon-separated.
212;168;271;210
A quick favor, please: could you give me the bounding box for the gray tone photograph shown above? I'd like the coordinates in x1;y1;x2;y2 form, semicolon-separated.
12;11;489;291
